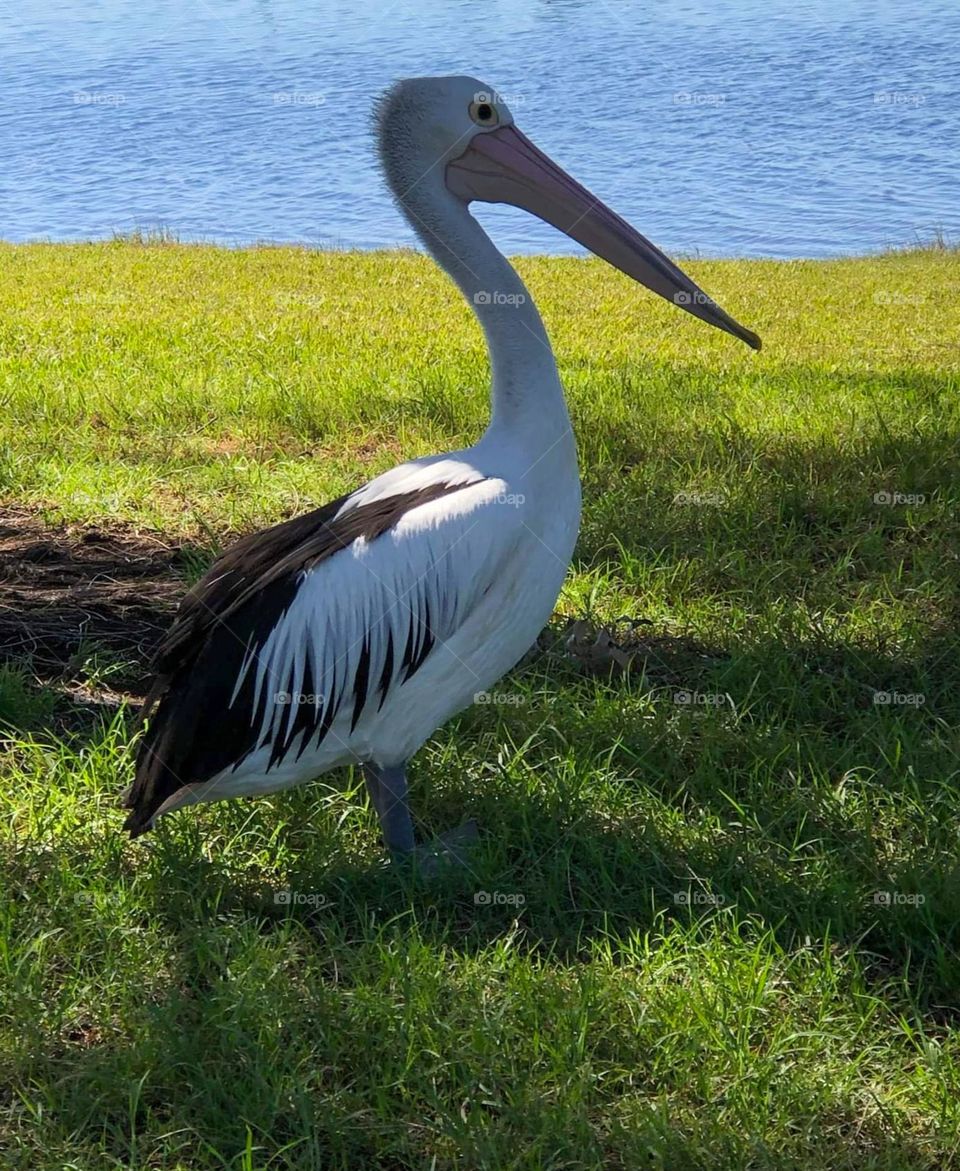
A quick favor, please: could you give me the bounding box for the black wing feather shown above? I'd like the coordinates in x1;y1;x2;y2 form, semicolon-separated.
124;480;479;836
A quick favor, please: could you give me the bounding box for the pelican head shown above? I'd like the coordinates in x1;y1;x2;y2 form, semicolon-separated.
377;75;760;350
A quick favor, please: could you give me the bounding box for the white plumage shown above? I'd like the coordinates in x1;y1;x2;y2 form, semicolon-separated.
146;436;580;820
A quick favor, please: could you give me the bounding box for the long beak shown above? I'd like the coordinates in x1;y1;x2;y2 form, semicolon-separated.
447;125;761;351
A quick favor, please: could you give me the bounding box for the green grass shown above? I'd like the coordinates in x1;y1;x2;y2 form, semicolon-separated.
1;239;959;1169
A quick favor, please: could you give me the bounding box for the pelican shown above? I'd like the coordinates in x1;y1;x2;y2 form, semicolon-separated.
123;75;759;861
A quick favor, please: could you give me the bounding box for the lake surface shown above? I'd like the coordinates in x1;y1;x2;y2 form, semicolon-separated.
3;0;958;257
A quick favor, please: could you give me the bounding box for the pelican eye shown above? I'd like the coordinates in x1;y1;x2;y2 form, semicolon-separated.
468;99;499;127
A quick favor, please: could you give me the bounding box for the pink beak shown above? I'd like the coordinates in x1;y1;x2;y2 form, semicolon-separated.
447;125;761;351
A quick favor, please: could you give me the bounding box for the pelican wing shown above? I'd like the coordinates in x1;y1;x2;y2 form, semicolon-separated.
124;470;515;834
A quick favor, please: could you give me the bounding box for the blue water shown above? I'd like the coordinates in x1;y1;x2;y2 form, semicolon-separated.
3;0;957;257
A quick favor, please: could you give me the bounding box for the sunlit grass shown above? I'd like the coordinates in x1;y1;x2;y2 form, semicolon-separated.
0;240;959;1169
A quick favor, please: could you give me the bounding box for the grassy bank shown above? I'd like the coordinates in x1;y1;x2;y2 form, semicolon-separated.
1;241;959;1169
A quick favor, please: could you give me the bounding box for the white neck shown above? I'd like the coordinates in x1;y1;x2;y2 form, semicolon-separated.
394;171;573;443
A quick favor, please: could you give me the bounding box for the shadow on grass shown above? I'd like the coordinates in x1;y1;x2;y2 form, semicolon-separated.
2;429;959;996
2;821;952;1170
113;611;960;1004
575;414;959;579
3;421;959;1166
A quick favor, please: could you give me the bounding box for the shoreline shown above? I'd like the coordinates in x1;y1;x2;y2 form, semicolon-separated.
0;235;955;263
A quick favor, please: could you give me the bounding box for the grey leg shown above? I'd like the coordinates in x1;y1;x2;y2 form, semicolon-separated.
362;762;385;819
363;762;479;870
364;762;415;856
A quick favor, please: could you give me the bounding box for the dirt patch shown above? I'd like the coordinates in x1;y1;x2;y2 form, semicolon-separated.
0;507;187;697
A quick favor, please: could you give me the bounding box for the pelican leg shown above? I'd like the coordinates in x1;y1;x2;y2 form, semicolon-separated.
363;763;479;870
364;763;415;856
362;762;385;819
